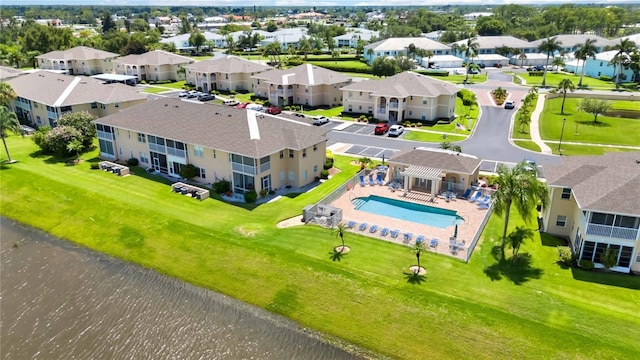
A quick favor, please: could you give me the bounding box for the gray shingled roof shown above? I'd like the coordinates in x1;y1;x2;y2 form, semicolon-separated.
5;71;146;106
36;46;119;61
114;50;194;66
544;152;640;216
340;71;459;98
94;98;327;158
451;36;532;49
251;64;350;86
390;147;481;174
365;37;450;52
0;66;24;80
529;34;617;49
185;56;271;74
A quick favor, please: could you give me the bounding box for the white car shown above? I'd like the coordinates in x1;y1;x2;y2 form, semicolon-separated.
223;99;239;106
312;116;330;126
453;69;465;75
388;125;404;137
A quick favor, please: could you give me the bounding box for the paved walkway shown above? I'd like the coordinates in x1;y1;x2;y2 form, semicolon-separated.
528;94;553;154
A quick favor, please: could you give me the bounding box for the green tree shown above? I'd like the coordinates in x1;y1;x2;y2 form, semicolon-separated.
410;238;427;274
179;15;191;35
518;108;531;133
600;247;619;272
518;52;527;68
440;141;462;153
611;38;635;88
66;139;83;163
507;226;534;259
578;98;611;123
0;82;17;107
492;162;548;258
476;17;506;36
179;163;199;181
407;43;416;60
333;222;348;252
0;105;21;163
459;37;479;83
552;57;565;73
556;78;576;115
265;21;278;32
57;111;97;148
574;38;597;88
262;42;282;67
538;36;562;87
298;36;312;61
101;11;116;33
331;49;340;64
371;57;399;78
189;31;206;54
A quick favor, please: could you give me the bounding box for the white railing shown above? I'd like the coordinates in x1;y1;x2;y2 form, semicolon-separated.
389;102;399;109
231;163;256;175
586;223;639;240
97;130;113;140
377;107;386;114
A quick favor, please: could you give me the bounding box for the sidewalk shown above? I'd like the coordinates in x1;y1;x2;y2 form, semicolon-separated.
528;93;554;155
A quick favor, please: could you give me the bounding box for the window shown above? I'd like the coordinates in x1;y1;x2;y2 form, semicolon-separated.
556;215;567;227
423;97;427;105
348;105;353;112
359;92;362;96
313;145;317;152
313;165;318;173
139;152;149;163
100;103;106;109
289;149;294;158
280;150;284;159
410;96;413;100
199;167;206;179
115;103;119;108
303;170;308;181
302;149;307;158
280;171;285;181
137;133;146;143
288;171;295;181
561;188;571;199
194;145;204;157
213;150;216;158
590;212;614;226
349;92;353;98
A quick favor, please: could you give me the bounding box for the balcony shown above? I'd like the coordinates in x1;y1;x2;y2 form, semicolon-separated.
377;107;386;114
586;223;639;240
389;102;399;110
97;130;113;140
276;89;293;97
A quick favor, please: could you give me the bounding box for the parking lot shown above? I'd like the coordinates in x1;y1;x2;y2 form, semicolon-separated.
341;144;398;159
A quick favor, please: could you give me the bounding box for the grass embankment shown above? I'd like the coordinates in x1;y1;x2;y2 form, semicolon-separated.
403;98;478;142
443;73;487;84
546;143;638;156
2;138;639;360
142;80;187;93
513;140;542;152
518;72;616;90
511;95;538;142
539;98;640;147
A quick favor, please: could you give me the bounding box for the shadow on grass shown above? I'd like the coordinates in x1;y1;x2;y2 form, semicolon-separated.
575;120;611;127
571;267;640;290
329;249;348;262
484;250;544;285
284;192;302;199
404;271;427;285
540;233;565;247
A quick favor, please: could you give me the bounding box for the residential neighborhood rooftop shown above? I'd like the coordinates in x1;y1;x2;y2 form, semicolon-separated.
251;63;351;86
365;37;450;52
451;36;533;49
36;46;119;60
114;50;194;66
340;71;459;98
389;147;482;174
94;98;327;158
185;56;271;74
0;66;24;80
529;34;618;49
544;152;640;215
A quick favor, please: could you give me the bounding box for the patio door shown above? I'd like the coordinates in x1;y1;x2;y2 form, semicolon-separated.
168;162;183;178
150;151;167;173
261;175;271;192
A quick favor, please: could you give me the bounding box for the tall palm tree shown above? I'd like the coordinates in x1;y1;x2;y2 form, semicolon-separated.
518;52;527;68
0;106;21;163
538;36;562;87
611;38;635;89
518;108;531;133
410;238;426;274
366;48;375;63
406;43;416;60
460;37;479;83
492;162;548;258
552;57;565;73
333;222;347;252
0;82;17;107
424;50;434;68
574;38;597;88
556;78;576;114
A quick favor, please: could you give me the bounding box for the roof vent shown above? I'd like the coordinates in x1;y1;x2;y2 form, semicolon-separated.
174;105;179;108
636;159;640;164
164;104;168;106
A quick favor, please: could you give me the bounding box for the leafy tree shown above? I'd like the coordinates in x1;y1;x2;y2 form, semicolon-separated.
538;36;562;87
331;49;340;64
333;222;347;252
179;163;199;181
101;31;129;55
189;31;206;54
507;226;534;259
476;17;506;36
32;126;53;153
130;18;150;32
45;125;83;156
371;57;399;78
578;98;611;123
629;50;640;85
298;36;312;61
262;42;282;67
518;52;527;68
326;37;336;52
395;55;415;71
57;111;97;148
600;247;619;271
574;38;597;88
440;141;462;152
407;43;416;60
101;11;116;33
552;57;565;73
492;162;548;258
556;78;575;115
66;139;83;163
0;82;17;107
265;21;278;32
0;105;21;163
179;15;191;35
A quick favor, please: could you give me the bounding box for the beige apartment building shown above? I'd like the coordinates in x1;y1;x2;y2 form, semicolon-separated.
251;64;351;108
185;56;271;93
36;46;119;75
5;71;146;127
113;50;194;83
341;72;458;122
542;152;640;273
94;98;327;195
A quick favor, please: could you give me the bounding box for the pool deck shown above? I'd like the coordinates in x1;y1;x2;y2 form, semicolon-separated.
330;183;491;261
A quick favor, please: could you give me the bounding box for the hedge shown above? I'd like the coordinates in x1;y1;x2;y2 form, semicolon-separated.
308;61;372;74
412;69;450;77
528;71;544;76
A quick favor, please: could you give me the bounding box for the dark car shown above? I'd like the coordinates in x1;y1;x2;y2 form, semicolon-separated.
374;123;390;135
504;100;515;109
533;65;545;71
479;63;486;69
198;94;215;101
293;113;305;118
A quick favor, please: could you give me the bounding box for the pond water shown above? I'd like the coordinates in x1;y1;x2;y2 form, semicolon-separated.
0;218;359;360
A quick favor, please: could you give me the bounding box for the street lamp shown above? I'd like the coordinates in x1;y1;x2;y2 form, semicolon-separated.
558;118;566;154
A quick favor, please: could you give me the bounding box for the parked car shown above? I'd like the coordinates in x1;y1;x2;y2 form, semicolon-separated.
493;63;503;68
266;106;281;115
504;100;515;109
236;102;250;109
453;69;465;75
178;90;190;98
523;157;537;172
533;65;545;71
187;91;201;98
198;94;215;102
374;123;390;135
312;116;330;126
388;125;404;137
223;99;239;106
20;124;36;135
479;63;486;69
246;103;264;111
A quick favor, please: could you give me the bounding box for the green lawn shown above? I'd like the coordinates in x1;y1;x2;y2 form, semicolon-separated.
142;86;173;94
518;72;616;90
2;138;639;360
547;143;639;156
440;73;487;84
539;98;640;147
302;106;344;118
403;98;477;142
513;140;541;152
403;131;467;142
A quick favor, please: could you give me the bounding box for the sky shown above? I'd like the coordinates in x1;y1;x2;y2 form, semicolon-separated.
3;0;640;6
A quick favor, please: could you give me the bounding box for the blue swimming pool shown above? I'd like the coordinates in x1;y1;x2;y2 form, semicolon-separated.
353;195;464;229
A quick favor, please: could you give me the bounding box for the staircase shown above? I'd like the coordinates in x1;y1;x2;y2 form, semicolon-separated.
351;198;366;210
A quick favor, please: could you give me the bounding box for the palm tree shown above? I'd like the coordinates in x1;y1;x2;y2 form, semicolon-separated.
410;238;427;274
423;50;434;68
552;57;564;73
406;43;416;61
460;37;479;83
333;222;348;252
331;49;340;64
66;139;83;164
538;36;562;87
507;226;535;259
611;38;635;89
0;106;21;163
366;48;375;63
440;141;462;152
556;78;576;114
0;82;17;107
492;162;548;258
574;38;597;88
518;109;531;133
518;52;527;68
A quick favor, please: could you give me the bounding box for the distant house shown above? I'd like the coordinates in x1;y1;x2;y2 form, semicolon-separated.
619;33;640;49
184;56;272;93
36;46;119;75
341;71;458;123
113;50;194;83
422;30;445;42
334;28;379;48
582;50;637;82
364;37;451;65
450;36;535;60
258;28;309;50
529;34;617;59
388;147;482;197
462;12;492;21
251;64;351;107
160;31;226;52
5;71;146;127
0;66;25;80
94;98;327;195
542;152;640;274
509;52;549;67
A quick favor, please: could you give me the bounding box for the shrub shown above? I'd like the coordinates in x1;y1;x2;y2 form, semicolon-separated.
412;69;449;77
528;71;544;76
32;126;53;153
90;163;100;170
599;75;612;81
307;61;372;74
244;189;258;203
212;179;230;194
179;164;199;181
260;189;268;197
320;169;330;179
325;149;334;161
579;259;595;270
558;246;574;266
126;158;139;166
324;161;333;170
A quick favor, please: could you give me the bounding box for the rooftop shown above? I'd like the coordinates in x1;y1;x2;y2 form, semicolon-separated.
0;66;24;80
36;46;119;61
94;98;327;159
451;36;532;50
529;34;617;49
389;147;482;175
185;56;271;74
544;152;640;216
365;37;450;52
340;71;459;98
251;63;351;86
114;50;194;66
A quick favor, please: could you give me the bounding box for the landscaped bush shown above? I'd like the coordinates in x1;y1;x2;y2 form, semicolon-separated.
307;61;372;74
244;189;258;203
528;71;544;76
599;75;612;81
413;69;450;77
558;246;574;267
212;179;230;194
90;163;100;170
324;159;334;170
126;158;139;166
179;164;199;181
320;169;330;179
457;88;476;106
579;259;595;270
260;189;268;198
